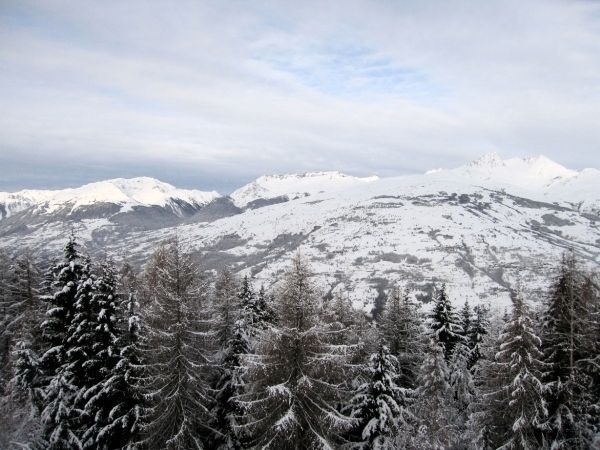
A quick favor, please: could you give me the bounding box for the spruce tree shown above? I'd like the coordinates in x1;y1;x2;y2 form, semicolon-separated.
81;261;138;449
0;253;45;448
244;254;353;448
414;338;457;449
350;343;413;449
494;289;548;449
379;285;423;388
38;236;86;450
214;268;241;348
97;265;144;450
541;253;594;449
212;319;252;450
449;340;474;424
142;239;214;449
468;304;489;370
429;284;463;361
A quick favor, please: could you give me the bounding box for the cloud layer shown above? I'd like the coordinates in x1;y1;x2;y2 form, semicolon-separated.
1;0;599;192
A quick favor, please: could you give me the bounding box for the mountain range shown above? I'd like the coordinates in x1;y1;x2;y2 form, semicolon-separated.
1;153;599;313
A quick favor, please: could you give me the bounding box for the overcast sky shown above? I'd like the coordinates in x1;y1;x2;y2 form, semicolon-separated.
1;0;599;193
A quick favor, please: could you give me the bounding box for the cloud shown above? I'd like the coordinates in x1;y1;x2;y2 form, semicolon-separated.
0;0;599;191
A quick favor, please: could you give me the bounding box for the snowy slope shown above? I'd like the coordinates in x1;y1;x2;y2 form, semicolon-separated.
230;171;379;207
428;153;597;212
0;177;220;219
0;154;598;314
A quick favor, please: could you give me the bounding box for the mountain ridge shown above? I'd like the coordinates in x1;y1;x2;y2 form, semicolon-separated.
1;153;598;313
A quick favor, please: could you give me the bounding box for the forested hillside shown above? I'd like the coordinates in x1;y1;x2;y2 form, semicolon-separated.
1;237;599;449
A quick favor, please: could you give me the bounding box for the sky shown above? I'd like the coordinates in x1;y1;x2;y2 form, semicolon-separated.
1;0;600;193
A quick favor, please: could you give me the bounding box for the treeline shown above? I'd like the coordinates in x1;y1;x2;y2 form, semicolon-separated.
0;237;599;449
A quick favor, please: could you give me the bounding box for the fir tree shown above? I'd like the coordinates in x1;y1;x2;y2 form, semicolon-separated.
212;319;252;450
468;304;489;370
244;254;353;449
541;253;594;449
415;338;457;449
95;265;144;450
0;253;45;448
256;284;275;329
494;289;548;449
214;268;240;348
429;284;463;361
350;343;413;449
38;236;86;450
142;239;214;449
81;261;138;449
379;285;423;388
449;340;474;423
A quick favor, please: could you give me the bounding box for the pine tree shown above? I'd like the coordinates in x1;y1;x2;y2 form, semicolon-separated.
350;343;413;449
379;285;423;388
81;261;139;449
494;289;548;449
65;256;96;434
429;284;463;361
0;252;45;448
449;340;474;422
256;284;276;329
244;254;353;449
541;253;594;449
212;319;252;450
38;236;86;449
239;276;275;337
5;253;44;397
211;270;250;449
93;264;144;450
142;239;214;449
0;250;12;394
214;268;241;348
414;338;457;449
468;304;489;370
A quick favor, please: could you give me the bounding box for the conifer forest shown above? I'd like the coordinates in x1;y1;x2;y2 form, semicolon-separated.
0;237;598;450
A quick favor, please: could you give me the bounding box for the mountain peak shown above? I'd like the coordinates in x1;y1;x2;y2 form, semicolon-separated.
468;152;505;168
0;177;220;219
230;171;379;207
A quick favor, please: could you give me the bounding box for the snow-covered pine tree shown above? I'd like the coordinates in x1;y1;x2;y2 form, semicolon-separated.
350;343;413;449
468;304;489;370
38;236;86;449
582;273;600;445
80;261;139;449
214;268;241;348
1;253;46;447
211;269;252;449
449;339;474;426
492;288;548;449
541;253;595;449
244;254;353;448
0;250;12;393
429;284;463;361
466;327;508;450
64;256;97;436
91;264;144;450
142;239;214;449
379;285;423;388
212;318;252;450
414;338;458;449
460;300;472;341
256;283;275;329
4;253;44;393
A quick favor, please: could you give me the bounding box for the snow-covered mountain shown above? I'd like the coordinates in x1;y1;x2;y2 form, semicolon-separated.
1;154;599;313
0;177;220;220
230;171;379;208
